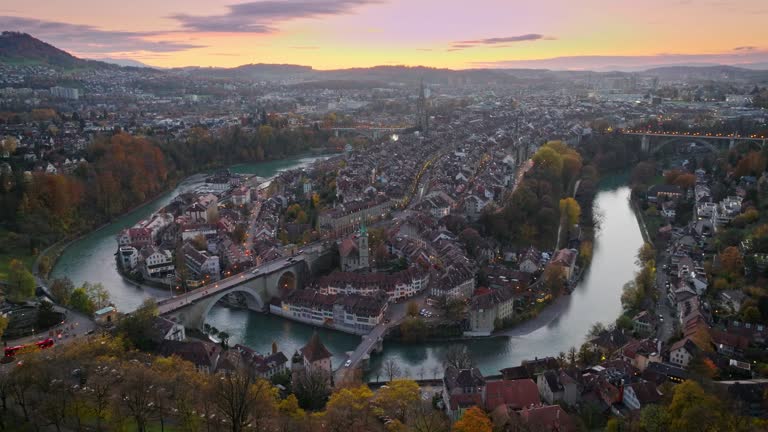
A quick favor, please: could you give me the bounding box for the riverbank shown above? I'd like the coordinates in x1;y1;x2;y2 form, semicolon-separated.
51;155;335;311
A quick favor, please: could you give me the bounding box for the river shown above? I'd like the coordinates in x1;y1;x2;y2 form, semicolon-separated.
51;155;332;311
53;168;643;378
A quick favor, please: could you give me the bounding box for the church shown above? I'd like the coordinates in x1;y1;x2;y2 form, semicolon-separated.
338;224;370;272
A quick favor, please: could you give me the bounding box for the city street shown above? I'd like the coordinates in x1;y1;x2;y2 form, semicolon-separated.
3;305;96;349
655;251;676;342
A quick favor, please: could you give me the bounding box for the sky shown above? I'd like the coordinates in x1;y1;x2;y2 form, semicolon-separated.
1;0;768;70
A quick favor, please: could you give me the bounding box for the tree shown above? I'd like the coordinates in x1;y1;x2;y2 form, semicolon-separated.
452;406;492;432
38;255;52;277
116;361;159;432
49;277;74;305
84;282;111;310
400;317;428;343
384;359;402;382
443;345;473;369
666;380;730;432
407;301;420;317
6;259;35;302
439;298;466;323
719;246;744;279
278;394;306;432
375;379;421;423
325;385;376;432
115;298;158;350
292;367;331;410
559;197;581;226
639;404;667;432
542;264;567;297
0;314;8;340
210;364;276;432
532;146;563;176
69;287;94;314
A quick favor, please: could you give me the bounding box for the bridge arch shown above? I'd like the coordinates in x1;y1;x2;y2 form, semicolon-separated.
276;270;297;295
652;137;722;155
731;140;764;153
175;285;266;330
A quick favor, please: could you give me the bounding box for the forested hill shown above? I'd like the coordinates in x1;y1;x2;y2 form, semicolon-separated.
0;32;113;69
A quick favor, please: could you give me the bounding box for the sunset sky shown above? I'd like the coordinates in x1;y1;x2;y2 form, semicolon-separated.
2;0;767;70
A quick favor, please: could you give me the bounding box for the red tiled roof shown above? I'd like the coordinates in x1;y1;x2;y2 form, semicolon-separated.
520;405;576;432
485;379;540;411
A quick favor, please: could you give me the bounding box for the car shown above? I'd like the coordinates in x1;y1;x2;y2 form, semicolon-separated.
344;359;352;367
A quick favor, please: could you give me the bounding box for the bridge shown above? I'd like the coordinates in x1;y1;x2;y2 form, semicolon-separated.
326;126;408;140
158;254;312;330
623;130;767;153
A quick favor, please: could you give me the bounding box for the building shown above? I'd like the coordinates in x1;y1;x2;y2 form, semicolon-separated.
272;289;388;334
119;246;139;271
293;332;333;378
94;306;118;324
233;344;289;379
339;225;369;272
431;266;475;299
549;248;578;280
139;246;175;279
632;311;654;335
443;365;486;421
159;340;221;374
518;247;542;274
150;316;186;343
317;196;392;236
669;338;698;368
484;378;540;411
467;286;516;336
183;243;221;282
50;86;79;100
537;370;580;406
316;268;429;302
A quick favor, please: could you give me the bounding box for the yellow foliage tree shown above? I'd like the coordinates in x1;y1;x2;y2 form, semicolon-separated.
452;406;492;432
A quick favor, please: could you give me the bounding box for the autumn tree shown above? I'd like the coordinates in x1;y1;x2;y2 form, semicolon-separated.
324;385;376;432
665;380;730;431
407;301;420;317
50;277;74;306
375;379;421;423
559;197;581;226
210;363;277;432
0;314;7;339
6;259;35;302
719;246;744;279
542;264;567;297
452;406;492;432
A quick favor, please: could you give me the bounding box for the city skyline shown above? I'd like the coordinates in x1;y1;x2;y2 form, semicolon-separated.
2;0;768;70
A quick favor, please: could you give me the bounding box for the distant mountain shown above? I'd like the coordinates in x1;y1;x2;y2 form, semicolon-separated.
94;57;155;68
0;31;112;69
176;63;314;80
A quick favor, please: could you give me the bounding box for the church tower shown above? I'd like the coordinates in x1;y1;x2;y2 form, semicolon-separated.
358;223;369;270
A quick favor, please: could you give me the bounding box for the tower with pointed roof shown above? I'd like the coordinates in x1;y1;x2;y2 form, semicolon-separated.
300;331;333;376
358;222;369;270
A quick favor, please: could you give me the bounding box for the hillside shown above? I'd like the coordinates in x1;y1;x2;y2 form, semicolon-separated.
0;31;111;69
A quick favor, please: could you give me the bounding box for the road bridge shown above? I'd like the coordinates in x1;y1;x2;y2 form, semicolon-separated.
623;130;767;153
159;254;313;330
326;127;407;140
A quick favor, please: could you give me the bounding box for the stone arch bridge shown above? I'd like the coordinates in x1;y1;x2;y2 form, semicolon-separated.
158;254;315;330
623;131;767;154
